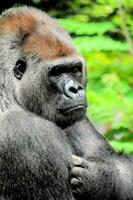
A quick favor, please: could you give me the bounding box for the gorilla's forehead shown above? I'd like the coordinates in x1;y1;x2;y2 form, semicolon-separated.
23;25;77;60
0;6;78;60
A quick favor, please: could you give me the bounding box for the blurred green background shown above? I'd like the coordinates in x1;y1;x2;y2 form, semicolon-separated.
2;0;133;153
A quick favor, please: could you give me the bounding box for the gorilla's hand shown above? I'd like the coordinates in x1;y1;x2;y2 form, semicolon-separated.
70;155;115;200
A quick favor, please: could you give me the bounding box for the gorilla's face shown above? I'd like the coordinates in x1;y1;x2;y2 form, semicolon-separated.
48;57;87;127
0;7;87;127
14;55;87;128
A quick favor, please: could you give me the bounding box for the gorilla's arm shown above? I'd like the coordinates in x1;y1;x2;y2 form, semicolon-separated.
65;116;133;200
65;116;115;159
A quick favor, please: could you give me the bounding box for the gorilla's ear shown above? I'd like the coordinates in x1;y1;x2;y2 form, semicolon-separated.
14;59;27;80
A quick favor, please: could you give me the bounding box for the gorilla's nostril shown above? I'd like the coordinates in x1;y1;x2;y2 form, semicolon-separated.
69;87;78;94
78;86;83;90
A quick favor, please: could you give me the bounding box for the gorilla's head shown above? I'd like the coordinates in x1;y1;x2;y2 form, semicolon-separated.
0;7;87;127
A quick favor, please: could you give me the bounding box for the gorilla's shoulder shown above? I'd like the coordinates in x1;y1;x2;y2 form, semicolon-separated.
0;108;60;140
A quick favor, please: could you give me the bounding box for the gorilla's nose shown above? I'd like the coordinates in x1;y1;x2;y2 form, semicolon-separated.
64;79;85;99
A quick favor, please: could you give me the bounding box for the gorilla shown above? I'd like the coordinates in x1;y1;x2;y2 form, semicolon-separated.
0;6;132;200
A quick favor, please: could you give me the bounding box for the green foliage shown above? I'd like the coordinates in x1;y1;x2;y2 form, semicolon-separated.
110;141;133;154
32;0;42;4
74;36;129;51
59;19;115;35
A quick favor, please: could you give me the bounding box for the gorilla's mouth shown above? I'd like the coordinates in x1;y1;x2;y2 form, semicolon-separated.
59;105;86;115
65;105;85;113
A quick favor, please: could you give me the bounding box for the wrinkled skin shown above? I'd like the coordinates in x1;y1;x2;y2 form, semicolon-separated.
0;6;132;200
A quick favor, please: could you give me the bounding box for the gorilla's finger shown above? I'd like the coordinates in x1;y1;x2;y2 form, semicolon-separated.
72;155;83;166
71;166;85;177
70;177;83;188
72;155;89;168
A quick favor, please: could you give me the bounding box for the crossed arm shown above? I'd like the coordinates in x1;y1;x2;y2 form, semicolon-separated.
65;117;133;200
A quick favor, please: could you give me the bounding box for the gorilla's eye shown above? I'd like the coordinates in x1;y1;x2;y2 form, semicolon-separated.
70;66;82;76
49;66;67;78
14;59;27;80
50;67;62;77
